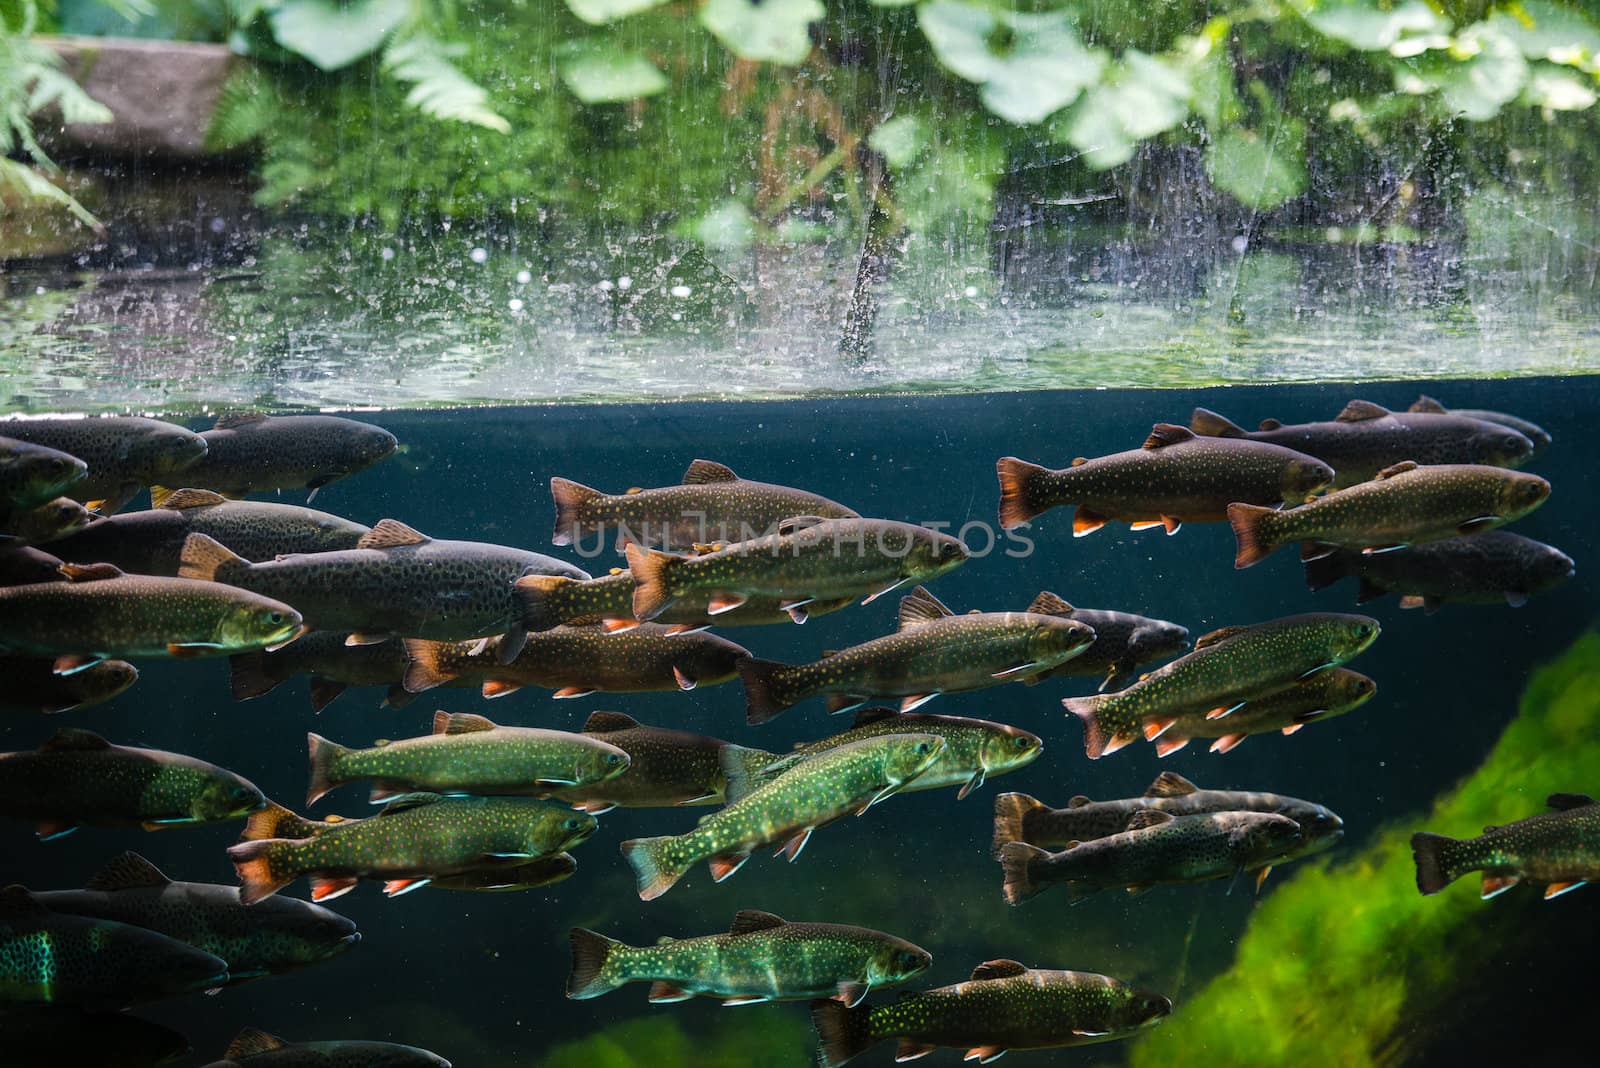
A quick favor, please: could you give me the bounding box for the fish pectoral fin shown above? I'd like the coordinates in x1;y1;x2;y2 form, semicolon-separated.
482;680;525;699
551;686;596;699
647;982;694;1004
1142;717;1177;741
1254;865;1274;892
344;633;392;646
856;785;901;816
1544;880;1587;900
1457;516;1501;535
964;1046;1008;1063
1153;737;1189;758
310;877;359;902
895;1041;938;1062
991;662;1042;680
707;851;751;882
899;693;940;712
706;592;749;615
836;981;869;1008
1281;724;1305;736
35;820;78;841
721;995;769;1006
672;666;697;691
860;577;912;606
50;655;102;677
1209;734;1247;754
1481;873;1521;899
1071;507;1106;537
956;769;986;801
382;878;432;897
1359;543;1409;555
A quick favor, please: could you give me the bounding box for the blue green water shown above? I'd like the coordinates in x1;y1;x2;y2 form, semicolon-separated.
0;380;1594;1065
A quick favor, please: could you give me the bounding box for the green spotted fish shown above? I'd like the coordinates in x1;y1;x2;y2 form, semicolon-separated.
35;852;358;986
1408;395;1550;459
811;958;1171;1067
723;707;1043;803
1229;462;1551;568
1412;792;1600;901
551;458;858;551
305;710;629;804
1304;531;1575;613
567;909;931;1006
199;1028;450;1067
0;656;138;714
0;434;86;515
625;517;969;623
996;423;1334;534
1062;613;1380;758
1020;596;1189;691
0;729;264;840
548;711;738;813
514;568;853;632
0;884;229;1010
739;588;1096;725
1141;667;1377;757
619;733;946;900
152;413;397;506
227;792;596;903
0;416;208;514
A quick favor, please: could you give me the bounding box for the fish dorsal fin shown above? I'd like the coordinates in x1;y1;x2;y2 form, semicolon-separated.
1070;457;1087;467
225;1029;287;1058
157;488;229;510
728;909;787;935
1125;810;1175;831
434;711;496;735
214;413;271;431
776;515;828;535
1336;400;1390;422
1142;423;1195;449
682;459;740;485
1026;591;1073;615
1375;461;1419;480
58;562;124;583
0;885;50;920
357;519;429;549
1258;418;1284;431
41;728;112;752
1409;395;1448;414
1067;795;1092;808
378;792;445;815
1194;626;1248;650
1144;772;1198;798
898;586;954;630
852;707;902;728
1548;793;1598;811
85;851;170;891
583;711;639;733
970;959;1028;981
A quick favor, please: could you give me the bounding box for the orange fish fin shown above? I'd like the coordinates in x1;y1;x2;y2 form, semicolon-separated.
600;618;640;633
1072;507;1106;537
1162;515;1181;534
707;851;750;883
551;686;596;699
963;1047;1008;1064
775;827;812;863
382;878;431;897
1128;520;1163;531
1544;880;1587;900
705;592;748;615
1153;737;1189;758
1142;717;1176;741
647;981;694;1003
1481;873;1521;899
672;666;697;691
482;680;525;699
310;877;359;902
1208;733;1247;754
896;1041;938;1062
1281;724;1304;736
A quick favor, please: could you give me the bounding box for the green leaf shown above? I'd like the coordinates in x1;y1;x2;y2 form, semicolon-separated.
0;158;100;229
1205;126;1307;210
1302;0;1451;54
1519;64;1597;110
564;0;671;26
557;43;669;104
1492;1;1600;68
682;199;756;250
383;35;511;133
917;2;1104;125
1057;52;1192;170
1401;22;1529;120
868;114;930;168
699;0;824;66
268;0;412;71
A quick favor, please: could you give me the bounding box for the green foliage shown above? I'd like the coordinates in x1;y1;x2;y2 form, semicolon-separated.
556;41;668;105
266;0;409;70
699;0;823;65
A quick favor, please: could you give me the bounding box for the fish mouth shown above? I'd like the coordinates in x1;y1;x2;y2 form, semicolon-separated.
339;932;362;947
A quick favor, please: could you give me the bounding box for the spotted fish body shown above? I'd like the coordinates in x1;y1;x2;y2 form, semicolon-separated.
155;413;397;503
513;569;852;632
0;656;138;714
550;459;857;550
0;417;208;514
619;734;946;900
226;793;597;904
810;959;1171;1067
1407;395;1551;459
1062;613;1380;758
739;588;1096;725
1027;600;1190;690
53;489;369;576
199;1028;450;1067
229;631;435;713
1147;667;1377;757
566;910;931;1004
996;424;1333;534
1412;793;1600;901
0;729;264;839
0;434;86;515
548;711;735;812
1190;400;1535;487
428;853;576;893
304;711;629;804
34;852;358;985
1304;531;1575;612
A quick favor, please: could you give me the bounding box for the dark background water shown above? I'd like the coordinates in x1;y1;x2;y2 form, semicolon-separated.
3;378;1595;1066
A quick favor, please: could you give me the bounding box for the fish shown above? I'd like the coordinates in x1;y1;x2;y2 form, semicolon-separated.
0;655;138;714
1412;792;1600;901
150;413;397;505
1024;596;1190;691
180;519;587;658
0;729;265;839
723;707;1043;803
550;458;858;550
738;588;1096;724
1409;395;1550;458
52;488;370;576
1303;531;1575;613
1062;612;1380;758
548;711;737;812
34;851;359;985
227;792;596;903
1229;462;1552;568
513;567;853;632
0;562;303;669
304;710;630;805
0;416;207;514
0;433;86;515
998;809;1303;904
229;631;429;713
1190;400;1535;487
0;496;95;545
810;959;1171;1067
1142;668;1377;757
0;884;229;1009
567;910;931;1006
619;733;946;900
624;517;969;623
427;852;577;892
400;624;750;700
996;423;1334;534
199;1028;450;1067
0;545;67;587
0;1005;190;1067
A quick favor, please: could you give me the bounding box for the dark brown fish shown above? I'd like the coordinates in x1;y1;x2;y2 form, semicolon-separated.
547;711;736;812
0;496;94;546
0;417;207;513
1304;531;1574;612
229;631;435;712
1027;597;1190;691
0;434;86;514
0;545;67;587
0;656;138;714
151;413;397;505
1409;395;1550;459
514;568;852;632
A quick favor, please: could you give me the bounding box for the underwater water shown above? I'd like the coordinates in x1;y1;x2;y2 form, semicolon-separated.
0;378;1595;1066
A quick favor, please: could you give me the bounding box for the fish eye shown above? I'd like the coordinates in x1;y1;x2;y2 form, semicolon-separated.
267;611;284;625
914;741;931;754
604;752;624;765
1012;736;1031;749
563;817;584;831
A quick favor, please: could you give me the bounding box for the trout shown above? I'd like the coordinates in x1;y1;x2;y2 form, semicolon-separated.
1413;792;1600;901
1304;531;1574;612
1408;395;1550;458
549;710;736;813
0;656;138;714
514;568;853;632
151;413;396;505
0;416;207;514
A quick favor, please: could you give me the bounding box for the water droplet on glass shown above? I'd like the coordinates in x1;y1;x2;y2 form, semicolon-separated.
470;248;489;264
516;270;532;285
508;299;525;312
670;285;692;298
380;248;396;262
617;276;633;291
1230;235;1249;254
963;285;978;298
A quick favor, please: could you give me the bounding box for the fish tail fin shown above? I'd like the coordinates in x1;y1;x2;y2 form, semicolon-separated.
401;639;456;693
1190;407;1248;438
998;842;1050;905
739;658;803;725
550;477;603;546
619;836;685;901
992;792;1049;857
996;456;1052;530
225;839;293;905
228;652;280;701
624;543;678;621
305;732;348;805
811;997;876;1068
1301;551;1349;592
1411;832;1463;896
719;743;781;803
177;532;248;583
1227;503;1279;569
1062;694;1120;759
566;927;628;999
513;574;576;632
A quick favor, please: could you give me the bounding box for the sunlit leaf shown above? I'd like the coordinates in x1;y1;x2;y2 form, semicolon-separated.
268;0;411;71
557;42;669;104
565;0;671;25
1402;22;1529;120
1520;65;1597;110
1301;0;1451;54
868;114;931;168
1057;52;1191;169
699;0;824;66
1492;1;1600;68
1206;126;1307;210
918;1;1104;125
